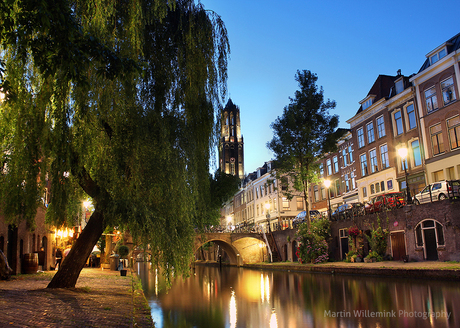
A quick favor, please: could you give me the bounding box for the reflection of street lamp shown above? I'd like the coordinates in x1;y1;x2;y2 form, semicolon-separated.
324;179;332;220
265;203;271;232
398;147;412;204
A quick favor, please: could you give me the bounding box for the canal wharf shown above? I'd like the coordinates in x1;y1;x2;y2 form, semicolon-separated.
243;260;460;281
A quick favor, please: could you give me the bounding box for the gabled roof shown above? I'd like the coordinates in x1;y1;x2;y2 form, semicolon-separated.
355;75;399;115
418;32;460;73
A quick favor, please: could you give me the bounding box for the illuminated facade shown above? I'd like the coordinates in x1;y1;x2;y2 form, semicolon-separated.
219;99;244;179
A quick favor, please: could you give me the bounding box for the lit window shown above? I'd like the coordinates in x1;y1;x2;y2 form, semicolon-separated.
342;148;348;166
406;104;416;130
360;153;368;177
319;163;324;177
367;122;375;143
377;116;385;138
357;128;365;148
351;172;356;189
344;174;350;192
348;146;354;162
333;156;339;173
296;197;303;210
394;111;404;135
335;179;341;196
411;140;422;167
380;144;389;169
282;197;289;210
369;149;378;173
448;116;460;150
387;179;393;190
425;87;438;113
327;159;332;175
441;77;456;105
314;186;319;202
430;123;444;155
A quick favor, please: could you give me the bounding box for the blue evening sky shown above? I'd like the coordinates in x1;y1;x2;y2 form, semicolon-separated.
205;0;459;175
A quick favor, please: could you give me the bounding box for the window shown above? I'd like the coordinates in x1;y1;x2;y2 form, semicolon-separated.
344;174;350;192
351;172;356;189
430;49;447;65
370;184;375;194
256;188;259;199
394;111;404;135
333;156;339;173
411;140;422;167
362;98;373;110
380;144;389;169
327;159;332;175
362;186;367;198
282;197;290;210
321;187;326;200
335;179;341;196
342;149;348;166
430;123;444;155
281;177;288;191
387;179;393;190
319;163;324;177
369;149;378;173
366;122;375;143
395;79;404;94
348;146;353;163
448;116;460;150
425;87;438;112
296;197;304;210
433;170;444;182
375;182;380;193
360;153;368;177
314;186;319;202
377;116;385;138
442;77;457;105
380;181;385;192
357;128;365;148
406;104;416;130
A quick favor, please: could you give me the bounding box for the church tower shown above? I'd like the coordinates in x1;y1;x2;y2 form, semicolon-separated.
219;99;244;179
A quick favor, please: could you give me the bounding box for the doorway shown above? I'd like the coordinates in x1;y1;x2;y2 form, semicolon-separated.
415;220;444;261
339;229;349;260
390;231;406;261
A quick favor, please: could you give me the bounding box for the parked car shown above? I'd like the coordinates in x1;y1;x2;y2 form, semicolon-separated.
293;210;322;227
413;180;460;205
331;203;366;220
365;192;406;214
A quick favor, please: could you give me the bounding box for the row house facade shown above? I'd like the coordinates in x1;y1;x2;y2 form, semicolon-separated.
410;33;460;183
221;162;308;231
310;131;358;215
309;31;460;211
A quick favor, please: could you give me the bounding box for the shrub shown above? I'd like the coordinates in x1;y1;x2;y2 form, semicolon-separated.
296;218;330;264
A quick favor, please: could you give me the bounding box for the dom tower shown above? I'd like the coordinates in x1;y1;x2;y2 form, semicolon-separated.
219;99;244;179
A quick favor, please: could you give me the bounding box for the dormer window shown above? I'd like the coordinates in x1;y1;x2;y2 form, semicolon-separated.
430;48;447;65
361;95;375;111
395;79;404;94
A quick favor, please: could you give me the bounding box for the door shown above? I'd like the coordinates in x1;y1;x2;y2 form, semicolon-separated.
390;232;406;261
424;229;438;260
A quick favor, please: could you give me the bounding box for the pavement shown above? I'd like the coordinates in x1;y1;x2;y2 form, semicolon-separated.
0;268;153;328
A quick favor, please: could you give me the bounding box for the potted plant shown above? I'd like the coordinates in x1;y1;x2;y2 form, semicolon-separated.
364;250;379;263
117;245;129;276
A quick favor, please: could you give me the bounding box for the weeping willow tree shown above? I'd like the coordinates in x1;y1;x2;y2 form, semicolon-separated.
0;0;229;288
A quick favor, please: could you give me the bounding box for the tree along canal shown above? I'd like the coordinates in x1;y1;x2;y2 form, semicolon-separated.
136;262;459;328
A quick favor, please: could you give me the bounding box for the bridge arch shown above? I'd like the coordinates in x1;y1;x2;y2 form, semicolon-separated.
194;233;266;266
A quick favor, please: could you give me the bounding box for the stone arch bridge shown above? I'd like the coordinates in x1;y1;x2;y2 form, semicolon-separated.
195;233;267;266
194;230;297;266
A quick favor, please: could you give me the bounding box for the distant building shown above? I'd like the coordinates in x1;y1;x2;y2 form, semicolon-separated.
219;99;244;179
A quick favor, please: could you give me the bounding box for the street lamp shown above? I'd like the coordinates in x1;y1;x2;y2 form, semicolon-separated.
398;147;413;204
324;179;332;220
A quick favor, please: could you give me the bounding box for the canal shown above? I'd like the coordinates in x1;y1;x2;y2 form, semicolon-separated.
136;262;460;328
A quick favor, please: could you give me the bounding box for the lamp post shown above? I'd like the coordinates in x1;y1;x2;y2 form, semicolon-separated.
398;147;412;204
324;179;332;220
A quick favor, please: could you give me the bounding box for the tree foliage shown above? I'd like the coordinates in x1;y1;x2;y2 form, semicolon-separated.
267;70;342;228
0;0;229;287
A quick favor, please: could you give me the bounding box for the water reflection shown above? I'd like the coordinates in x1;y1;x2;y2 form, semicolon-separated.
137;262;460;328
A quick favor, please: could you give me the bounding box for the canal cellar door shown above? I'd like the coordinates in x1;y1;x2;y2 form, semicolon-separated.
390;231;406;261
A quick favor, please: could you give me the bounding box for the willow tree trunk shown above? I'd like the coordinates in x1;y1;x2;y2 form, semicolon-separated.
47;210;105;288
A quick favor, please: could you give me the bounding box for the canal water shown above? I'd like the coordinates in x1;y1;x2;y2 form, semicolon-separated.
137;262;460;328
